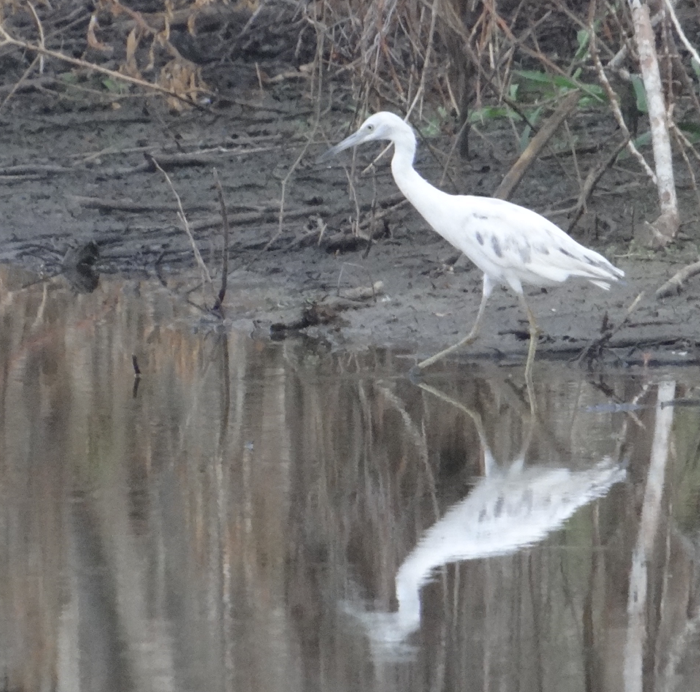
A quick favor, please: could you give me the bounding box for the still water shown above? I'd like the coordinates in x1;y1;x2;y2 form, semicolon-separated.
1;267;699;692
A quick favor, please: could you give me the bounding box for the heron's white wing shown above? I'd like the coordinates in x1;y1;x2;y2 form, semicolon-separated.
444;196;623;290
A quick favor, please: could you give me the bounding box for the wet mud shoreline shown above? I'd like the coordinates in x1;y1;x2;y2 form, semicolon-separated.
1;92;698;370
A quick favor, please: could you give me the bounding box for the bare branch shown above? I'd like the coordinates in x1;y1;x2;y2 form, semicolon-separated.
590;17;657;183
663;0;700;68
628;0;679;247
150;156;212;288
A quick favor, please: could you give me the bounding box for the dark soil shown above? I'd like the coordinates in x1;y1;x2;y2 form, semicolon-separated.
2;7;700;370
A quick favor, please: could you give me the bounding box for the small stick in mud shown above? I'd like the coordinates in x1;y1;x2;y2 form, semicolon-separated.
336;263;379;302
212;169;229;313
0;54;40;114
149;155;212;289
131;355;141;399
264;130;318;251
579;291;646;366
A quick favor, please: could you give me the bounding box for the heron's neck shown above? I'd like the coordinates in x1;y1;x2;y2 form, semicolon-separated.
390;136;452;227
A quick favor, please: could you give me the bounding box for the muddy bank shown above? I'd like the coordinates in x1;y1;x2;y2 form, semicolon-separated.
1;85;699;369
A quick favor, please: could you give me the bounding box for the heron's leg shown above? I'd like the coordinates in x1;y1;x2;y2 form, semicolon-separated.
518;292;540;415
415;277;491;371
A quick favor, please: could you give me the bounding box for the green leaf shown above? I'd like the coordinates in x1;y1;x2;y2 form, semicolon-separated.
633;131;651;148
575;29;590;61
631;74;647;113
513;70;604;103
616;131;650;160
552;74;579;90
102;78;126;94
519;105;543;152
691;58;700;80
514;69;555;84
468;106;521;123
59;72;78;84
678;121;700;143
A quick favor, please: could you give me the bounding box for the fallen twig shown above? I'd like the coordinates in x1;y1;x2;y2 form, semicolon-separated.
269;281;384;334
69;195;328;225
71;135;281;164
69;195;216;213
117;205;331;243
655;260;700;299
0;147;279;180
0;164;74;176
322;223;391;253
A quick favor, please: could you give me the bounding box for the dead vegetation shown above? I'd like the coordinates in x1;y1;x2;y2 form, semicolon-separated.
2;1;700;289
313;0;700;251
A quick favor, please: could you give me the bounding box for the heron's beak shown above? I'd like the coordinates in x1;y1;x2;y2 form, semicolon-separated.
317;129;364;163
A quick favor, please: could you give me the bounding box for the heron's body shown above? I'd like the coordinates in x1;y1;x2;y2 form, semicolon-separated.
321;112;624;373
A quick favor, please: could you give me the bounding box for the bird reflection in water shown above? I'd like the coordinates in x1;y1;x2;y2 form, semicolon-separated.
342;381;625;660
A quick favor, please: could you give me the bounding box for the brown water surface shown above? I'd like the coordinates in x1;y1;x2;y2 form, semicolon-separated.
0;267;698;692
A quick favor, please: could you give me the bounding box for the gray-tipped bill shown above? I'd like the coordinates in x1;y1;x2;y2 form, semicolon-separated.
317;130;365;163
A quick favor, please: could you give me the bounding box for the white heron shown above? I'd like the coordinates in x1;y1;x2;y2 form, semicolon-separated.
320;112;624;375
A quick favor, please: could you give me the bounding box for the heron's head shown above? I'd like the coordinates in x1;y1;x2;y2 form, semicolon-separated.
318;112;412;162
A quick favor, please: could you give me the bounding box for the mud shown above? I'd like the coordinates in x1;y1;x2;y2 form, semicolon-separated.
1;76;699;369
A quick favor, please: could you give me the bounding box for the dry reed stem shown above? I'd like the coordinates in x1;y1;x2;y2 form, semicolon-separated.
566;136;629;233
264;125;319;253
0;54;39;113
588;13;657;183
663;0;700;67
405;0;438;121
667;31;700;125
259;0;332;251
607;7;665;71
629;0;678;246
212;169;229;313
624;380;675;690
669;121;700;212
0;23;205;108
341;161;363;238
26;2;45;73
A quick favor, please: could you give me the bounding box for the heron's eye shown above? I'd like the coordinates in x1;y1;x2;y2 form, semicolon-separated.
367;124;374;131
